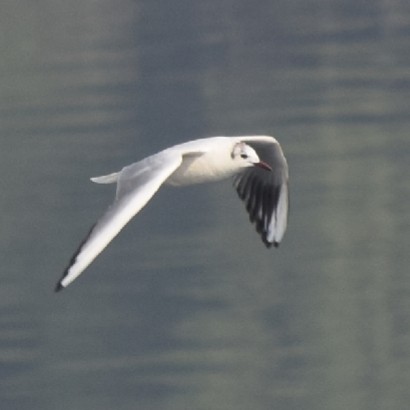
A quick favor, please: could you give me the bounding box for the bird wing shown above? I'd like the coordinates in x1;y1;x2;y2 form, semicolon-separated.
233;136;289;247
56;151;183;291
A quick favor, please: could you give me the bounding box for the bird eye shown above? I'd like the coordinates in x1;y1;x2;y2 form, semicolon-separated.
240;154;248;159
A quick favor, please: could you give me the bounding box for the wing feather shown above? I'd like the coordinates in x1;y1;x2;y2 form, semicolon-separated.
233;137;289;247
55;152;182;291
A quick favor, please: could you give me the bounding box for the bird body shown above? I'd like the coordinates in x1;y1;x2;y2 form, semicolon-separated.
56;135;289;291
167;137;254;186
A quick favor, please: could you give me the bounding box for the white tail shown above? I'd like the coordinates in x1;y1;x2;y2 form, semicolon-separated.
90;172;119;184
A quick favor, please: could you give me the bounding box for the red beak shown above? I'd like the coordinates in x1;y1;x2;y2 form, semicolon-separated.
254;160;272;171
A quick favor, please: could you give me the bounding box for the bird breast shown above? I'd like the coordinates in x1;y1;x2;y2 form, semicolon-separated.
166;150;238;187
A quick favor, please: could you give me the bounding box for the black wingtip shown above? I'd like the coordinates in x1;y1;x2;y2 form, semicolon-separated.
55;282;65;293
262;240;280;249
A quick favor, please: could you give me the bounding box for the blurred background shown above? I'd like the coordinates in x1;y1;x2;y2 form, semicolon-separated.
1;1;409;409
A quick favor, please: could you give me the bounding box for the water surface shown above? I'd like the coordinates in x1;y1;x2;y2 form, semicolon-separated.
1;1;409;409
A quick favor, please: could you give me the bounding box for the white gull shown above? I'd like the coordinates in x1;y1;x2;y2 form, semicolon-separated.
55;135;289;291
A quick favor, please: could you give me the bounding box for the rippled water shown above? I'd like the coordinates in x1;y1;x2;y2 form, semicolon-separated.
1;1;409;409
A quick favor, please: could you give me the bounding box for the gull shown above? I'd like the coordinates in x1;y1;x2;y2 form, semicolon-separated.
55;136;289;291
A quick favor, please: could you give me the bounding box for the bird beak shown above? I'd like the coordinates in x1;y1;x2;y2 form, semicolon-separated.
254;161;272;171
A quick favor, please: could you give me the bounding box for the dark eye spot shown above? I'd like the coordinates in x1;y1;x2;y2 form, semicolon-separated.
240;154;248;159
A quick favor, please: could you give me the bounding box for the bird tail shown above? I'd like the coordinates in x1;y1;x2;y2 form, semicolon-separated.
90;172;119;184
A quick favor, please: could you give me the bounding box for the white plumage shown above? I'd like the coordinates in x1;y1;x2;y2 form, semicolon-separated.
56;136;289;291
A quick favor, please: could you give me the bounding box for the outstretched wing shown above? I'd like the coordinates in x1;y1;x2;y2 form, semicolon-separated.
55;151;183;291
233;136;289;247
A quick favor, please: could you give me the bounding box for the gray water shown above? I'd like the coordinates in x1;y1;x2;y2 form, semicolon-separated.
1;1;409;409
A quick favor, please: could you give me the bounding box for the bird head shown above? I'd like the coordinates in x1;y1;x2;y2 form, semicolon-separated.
232;142;272;171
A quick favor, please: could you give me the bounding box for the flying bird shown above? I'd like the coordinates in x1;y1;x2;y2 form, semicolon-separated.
55;136;289;291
